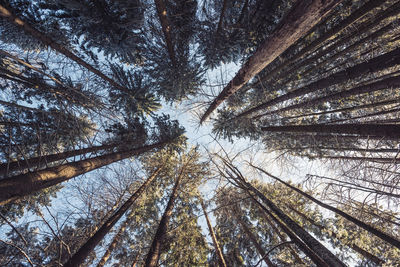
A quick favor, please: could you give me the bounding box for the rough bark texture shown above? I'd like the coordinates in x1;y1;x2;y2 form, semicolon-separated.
154;0;176;66
239;47;400;117
201;199;227;267
260;123;400;140
0;4;131;94
144;168;184;267
243;183;345;266
0;143;117;176
200;0;342;123
63;167;162;267
0;141;169;206
251;164;400;250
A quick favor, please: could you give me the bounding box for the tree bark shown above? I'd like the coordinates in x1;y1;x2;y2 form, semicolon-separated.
200;0;342;123
287;205;384;265
260;123;400;140
238;47;400;118
200;199;227;267
250;196;330;267
0;143;118;176
154;0;176;66
63;166;163;267
255;0;388;87
274;1;398;85
95;219;128;267
233;211;275;267
250;164;400;250
257;205;305;265
0;4;131;95
255;98;399;121
216;0;228;35
0;140;169;206
266;75;400;116
144;166;185;267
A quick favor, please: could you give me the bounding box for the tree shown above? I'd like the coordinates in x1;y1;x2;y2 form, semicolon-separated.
63;164;164;267
200;0;342;123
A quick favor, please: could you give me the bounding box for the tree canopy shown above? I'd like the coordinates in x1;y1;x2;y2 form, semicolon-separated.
1;0;400;266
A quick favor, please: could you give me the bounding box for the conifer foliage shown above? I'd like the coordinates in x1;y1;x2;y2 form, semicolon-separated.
1;0;400;266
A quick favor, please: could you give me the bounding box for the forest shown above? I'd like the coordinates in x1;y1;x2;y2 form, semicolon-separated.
0;0;399;266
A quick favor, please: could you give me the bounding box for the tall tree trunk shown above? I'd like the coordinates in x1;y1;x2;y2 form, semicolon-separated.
0;4;131;95
0;140;170;206
328;107;400;124
295;19;398;83
256;0;388;87
260;124;400;140
154;0;176;66
216;0;228;35
275;2;398;85
63;166;163;267
250;196;330;267
250;164;400;250
200;199;227;267
96;219;128;267
238;47;400;118
0;142;118;176
287;204;384;265
200;0;342;123
321;155;400;164
256;98;399;121
144;166;185;267
256;204;305;265
266;75;400;116
233;210;274;267
236;178;345;266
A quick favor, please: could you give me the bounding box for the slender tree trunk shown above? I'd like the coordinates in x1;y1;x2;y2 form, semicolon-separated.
250;164;400;250
233;211;275;267
266;75;400;116
276;3;399;85
256;0;388;87
250;196;330;267
285;146;400;154
260;124;400;139
0;4;131;94
144;167;185;267
154;0;176;66
0;143;118;176
0;140;169;206
200;0;341;123
216;0;228;35
200;199;227;267
96;218;129;267
255;98;399;121
296;19;397;83
63;166;162;267
321;155;400;164
246;187;345;266
287;205;384;265
257;205;305;265
328;107;400;124
238;47;400;117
